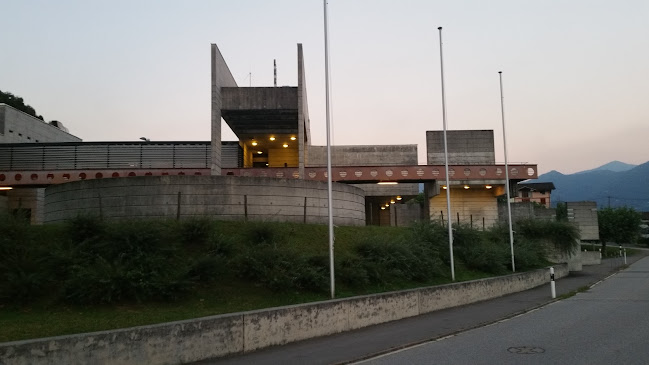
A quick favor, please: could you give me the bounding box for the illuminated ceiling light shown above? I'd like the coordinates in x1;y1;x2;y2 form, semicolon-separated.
282;143;289;148
396;196;402;200
390;200;395;204
290;136;297;141
385;203;390;207
442;185;447;190
0;187;13;191
381;206;386;210
251;141;258;146
257;151;263;155
485;185;493;189
269;136;276;141
265;163;269;166
377;181;398;185
464;185;470;189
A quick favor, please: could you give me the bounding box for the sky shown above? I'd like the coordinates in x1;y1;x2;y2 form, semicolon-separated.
1;0;647;175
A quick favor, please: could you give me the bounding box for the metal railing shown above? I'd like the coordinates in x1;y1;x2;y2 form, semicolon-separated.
0;142;210;170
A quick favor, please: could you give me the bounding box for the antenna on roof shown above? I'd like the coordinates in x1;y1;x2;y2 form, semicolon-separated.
274;59;277;87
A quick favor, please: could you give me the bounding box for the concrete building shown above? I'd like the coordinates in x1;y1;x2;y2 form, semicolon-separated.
0;104;81;144
0;104;82;223
0;43;538;227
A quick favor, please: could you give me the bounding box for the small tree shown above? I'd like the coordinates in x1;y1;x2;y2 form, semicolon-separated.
598;207;642;246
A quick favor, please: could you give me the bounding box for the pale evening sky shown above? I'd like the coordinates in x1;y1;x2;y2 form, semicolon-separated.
1;0;647;174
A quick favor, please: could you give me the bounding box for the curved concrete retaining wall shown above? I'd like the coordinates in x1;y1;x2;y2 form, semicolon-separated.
43;175;366;226
0;264;568;365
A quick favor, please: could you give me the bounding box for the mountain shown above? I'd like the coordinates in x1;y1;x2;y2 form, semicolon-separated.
575;160;637;174
530;161;649;211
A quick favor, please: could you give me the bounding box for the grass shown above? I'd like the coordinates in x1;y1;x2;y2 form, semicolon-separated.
557;285;591;300
0;217;562;343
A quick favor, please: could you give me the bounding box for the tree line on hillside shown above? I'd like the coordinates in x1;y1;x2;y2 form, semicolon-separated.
0;90;44;120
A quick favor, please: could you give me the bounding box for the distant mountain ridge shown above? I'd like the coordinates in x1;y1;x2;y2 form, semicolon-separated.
575;160;637;174
530;161;649;211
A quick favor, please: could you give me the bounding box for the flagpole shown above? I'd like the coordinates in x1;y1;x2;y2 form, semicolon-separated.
324;0;335;298
499;71;515;272
438;26;455;281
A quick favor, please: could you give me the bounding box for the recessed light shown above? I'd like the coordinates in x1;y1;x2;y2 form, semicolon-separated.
269;137;276;141
282;143;289;148
464;185;470;189
257;151;263;155
290;136;296;141
396;196;402;200
252;141;258;146
442;186;447;190
486;185;493;189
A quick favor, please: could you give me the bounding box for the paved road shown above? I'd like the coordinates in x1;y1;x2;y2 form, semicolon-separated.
356;256;649;365
200;253;646;365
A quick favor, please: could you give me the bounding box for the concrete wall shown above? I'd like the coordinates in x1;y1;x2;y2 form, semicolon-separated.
581;250;601;266
567;201;599;241
44;175;365;226
211;44;238;175
0;104;81;143
499;202;556;222
307;145;418;167
430;187;499;228
221;87;298;110
0;264;568;365
426;130;495;165
390;203;424;227
6;188;45;224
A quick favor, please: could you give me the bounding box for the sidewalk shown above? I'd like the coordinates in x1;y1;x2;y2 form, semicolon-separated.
200;253;648;365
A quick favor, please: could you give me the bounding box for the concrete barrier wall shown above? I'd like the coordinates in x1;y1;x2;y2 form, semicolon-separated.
581;251;602;266
0;264;568;365
43;175;366;226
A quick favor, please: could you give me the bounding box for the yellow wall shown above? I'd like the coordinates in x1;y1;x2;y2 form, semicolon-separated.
269;148;298;167
429;187;500;229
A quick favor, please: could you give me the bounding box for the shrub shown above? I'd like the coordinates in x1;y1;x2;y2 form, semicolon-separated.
515;219;580;255
0;214;50;304
63;220;191;304
453;225;508;274
234;244;328;292
178;218;214;247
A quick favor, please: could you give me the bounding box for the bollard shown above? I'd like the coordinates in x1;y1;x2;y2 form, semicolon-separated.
619;245;622;257
624;249;627;265
550;267;556;299
599;248;602;259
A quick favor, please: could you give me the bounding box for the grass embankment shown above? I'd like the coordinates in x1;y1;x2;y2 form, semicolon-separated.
0;216;578;342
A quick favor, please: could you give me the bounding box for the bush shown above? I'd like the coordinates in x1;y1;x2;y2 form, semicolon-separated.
234;244;328;292
0;215;50;304
515;219;580;255
63;220;192;304
454;225;508;274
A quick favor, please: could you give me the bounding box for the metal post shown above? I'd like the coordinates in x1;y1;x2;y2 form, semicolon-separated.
499;71;515;272
624;249;627;265
550;267;556;299
438;26;455;281
324;0;335;298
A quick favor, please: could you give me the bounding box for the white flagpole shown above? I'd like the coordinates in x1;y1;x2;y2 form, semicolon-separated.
324;0;335;298
438;27;455;281
499;71;515;272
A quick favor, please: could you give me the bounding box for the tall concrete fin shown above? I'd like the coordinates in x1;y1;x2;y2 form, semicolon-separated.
297;44;311;178
211;44;238;175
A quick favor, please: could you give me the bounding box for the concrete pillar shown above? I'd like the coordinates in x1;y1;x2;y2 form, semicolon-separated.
210;44;238;175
